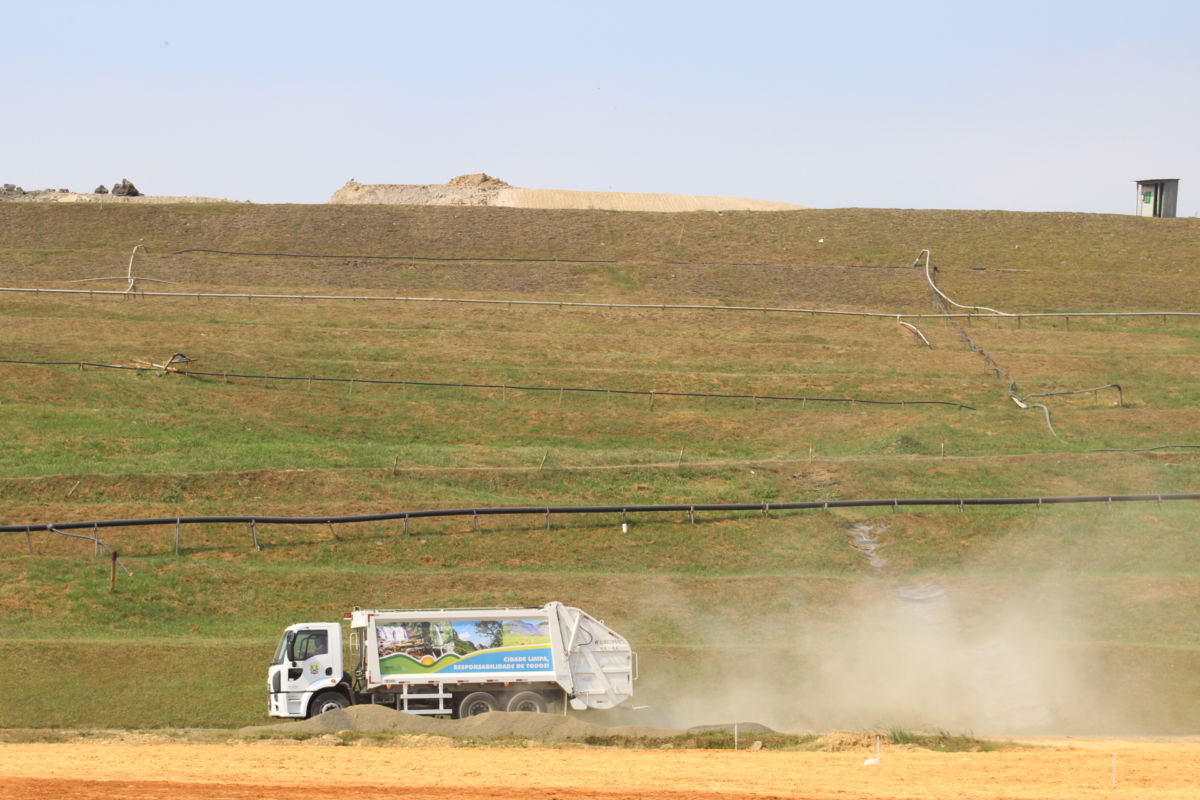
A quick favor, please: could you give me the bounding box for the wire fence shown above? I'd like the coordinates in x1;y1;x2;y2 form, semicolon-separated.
3;285;1198;324
0;358;977;410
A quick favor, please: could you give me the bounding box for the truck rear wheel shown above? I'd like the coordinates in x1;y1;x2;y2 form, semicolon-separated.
309;691;348;717
506;691;548;713
457;691;499;717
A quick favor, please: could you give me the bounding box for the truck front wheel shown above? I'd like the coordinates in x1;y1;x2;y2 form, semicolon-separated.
457;691;499;717
506;691;548;713
309;691;349;717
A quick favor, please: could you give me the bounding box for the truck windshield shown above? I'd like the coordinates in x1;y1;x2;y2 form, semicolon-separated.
271;631;292;666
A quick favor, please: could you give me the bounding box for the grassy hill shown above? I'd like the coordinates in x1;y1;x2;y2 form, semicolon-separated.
1;203;1198;733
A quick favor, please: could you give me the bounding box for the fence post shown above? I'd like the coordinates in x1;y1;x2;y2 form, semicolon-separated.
109;551;117;591
251;520;261;551
174;518;181;555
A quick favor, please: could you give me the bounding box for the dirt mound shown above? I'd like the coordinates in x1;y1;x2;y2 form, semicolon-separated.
329;179;498;206
497;187;806;212
448;173;510;189
815;731;885;751
687;722;777;735
330;178;805;212
451;711;603;741
241;704;442;735
240;706;681;742
1;180;238;204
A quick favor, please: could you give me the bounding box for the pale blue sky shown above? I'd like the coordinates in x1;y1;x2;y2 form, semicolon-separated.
6;1;1198;212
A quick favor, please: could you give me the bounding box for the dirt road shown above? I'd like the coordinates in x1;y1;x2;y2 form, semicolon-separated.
1;739;1197;799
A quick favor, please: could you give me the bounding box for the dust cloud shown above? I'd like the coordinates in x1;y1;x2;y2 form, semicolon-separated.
618;513;1188;736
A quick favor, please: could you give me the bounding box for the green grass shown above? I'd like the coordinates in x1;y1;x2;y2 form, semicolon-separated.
0;203;1198;733
886;729;1007;752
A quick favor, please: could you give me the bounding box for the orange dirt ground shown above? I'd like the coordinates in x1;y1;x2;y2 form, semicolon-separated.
1;739;1198;800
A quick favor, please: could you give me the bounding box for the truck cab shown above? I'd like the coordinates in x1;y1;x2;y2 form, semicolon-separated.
267;622;350;718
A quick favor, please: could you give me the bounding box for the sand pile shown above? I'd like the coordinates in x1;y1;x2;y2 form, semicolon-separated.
498;187;806;212
448;173;510;189
330;175;806;212
330;179;500;206
241;705;679;741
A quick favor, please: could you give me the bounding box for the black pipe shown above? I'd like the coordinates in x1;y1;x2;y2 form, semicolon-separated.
4;493;1198;533
0;359;976;410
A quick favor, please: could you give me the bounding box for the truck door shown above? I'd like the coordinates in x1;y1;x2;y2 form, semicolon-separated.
284;627;339;696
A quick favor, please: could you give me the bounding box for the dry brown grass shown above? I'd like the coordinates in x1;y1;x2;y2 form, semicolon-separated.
1;203;1198;730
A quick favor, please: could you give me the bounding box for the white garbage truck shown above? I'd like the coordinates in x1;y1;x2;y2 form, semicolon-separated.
268;602;636;719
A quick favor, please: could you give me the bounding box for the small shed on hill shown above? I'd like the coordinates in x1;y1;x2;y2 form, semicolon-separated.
1135;178;1179;218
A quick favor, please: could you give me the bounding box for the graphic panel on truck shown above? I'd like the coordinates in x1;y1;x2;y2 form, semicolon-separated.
376;618;553;676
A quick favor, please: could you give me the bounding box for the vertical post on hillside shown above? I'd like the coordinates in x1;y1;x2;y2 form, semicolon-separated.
251;520;261;551
174;518;181;555
109;551;117;591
